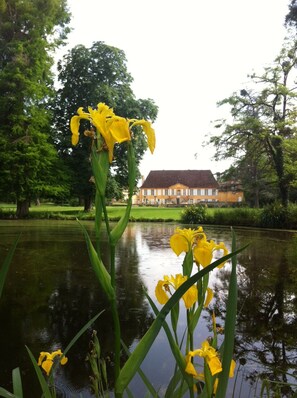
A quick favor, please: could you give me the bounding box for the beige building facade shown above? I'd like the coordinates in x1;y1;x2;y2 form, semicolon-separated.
136;170;219;205
135;170;244;206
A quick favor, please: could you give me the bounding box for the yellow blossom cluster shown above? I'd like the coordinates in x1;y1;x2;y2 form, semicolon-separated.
185;340;236;393
155;227;228;309
170;226;228;268
70;102;155;162
38;349;68;376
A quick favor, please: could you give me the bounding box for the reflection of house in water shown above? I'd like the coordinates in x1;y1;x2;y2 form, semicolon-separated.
135;170;244;206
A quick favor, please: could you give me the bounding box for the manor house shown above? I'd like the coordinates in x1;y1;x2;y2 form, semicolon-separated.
136;170;243;206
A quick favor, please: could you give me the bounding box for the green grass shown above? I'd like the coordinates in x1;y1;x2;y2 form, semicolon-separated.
115;206;182;221
0;203;183;221
5;202;294;229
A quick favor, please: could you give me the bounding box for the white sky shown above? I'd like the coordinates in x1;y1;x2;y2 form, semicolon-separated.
61;0;290;179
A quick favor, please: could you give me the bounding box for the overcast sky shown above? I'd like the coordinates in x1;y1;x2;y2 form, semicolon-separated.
61;0;290;179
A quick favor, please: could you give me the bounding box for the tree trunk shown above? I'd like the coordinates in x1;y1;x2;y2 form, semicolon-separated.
84;196;92;212
254;187;260;208
16;200;30;218
270;136;289;207
279;179;289;207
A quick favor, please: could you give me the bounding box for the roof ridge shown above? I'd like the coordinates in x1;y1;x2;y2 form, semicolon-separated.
140;170;219;189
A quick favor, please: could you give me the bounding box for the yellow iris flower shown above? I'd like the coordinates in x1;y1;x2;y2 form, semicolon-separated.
185;340;236;380
155;273;198;309
70;102;155;162
170;227;204;256
189;358;236;394
185;340;222;377
129;119;156;154
193;234;228;268
204;287;214;307
38;349;68;376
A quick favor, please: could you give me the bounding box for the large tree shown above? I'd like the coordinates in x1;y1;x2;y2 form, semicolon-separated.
53;42;158;211
0;0;71;217
209;38;297;207
286;0;297;27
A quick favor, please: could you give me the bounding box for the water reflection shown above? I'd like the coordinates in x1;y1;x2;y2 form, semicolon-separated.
0;221;297;397
210;229;297;397
0;221;154;396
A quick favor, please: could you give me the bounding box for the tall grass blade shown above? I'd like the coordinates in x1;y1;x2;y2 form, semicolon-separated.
63;311;104;356
91;146;108;198
121;340;160;398
216;228;239;398
51;311;104;375
110;198;132;245
78;221;115;301
12;368;23;398
0;387;17;397
0;235;20;299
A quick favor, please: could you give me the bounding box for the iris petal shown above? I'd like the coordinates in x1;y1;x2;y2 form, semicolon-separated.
155;280;169;304
170;234;189;255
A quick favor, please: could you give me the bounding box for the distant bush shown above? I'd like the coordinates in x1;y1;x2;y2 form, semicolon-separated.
211;208;260;227
180;205;206;224
287;204;297;229
260;202;288;228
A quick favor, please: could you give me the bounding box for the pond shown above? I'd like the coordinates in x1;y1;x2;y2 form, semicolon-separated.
0;220;297;397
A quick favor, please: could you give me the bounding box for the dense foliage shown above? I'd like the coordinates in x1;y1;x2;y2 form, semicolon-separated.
0;0;71;217
180;204;207;224
210;38;297;208
53;42;158;210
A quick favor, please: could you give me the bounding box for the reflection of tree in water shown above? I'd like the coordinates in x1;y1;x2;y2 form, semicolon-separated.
116;226;154;343
0;227;154;396
47;228;154;392
210;233;297;396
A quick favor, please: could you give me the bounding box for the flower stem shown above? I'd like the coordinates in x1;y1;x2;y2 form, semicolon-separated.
111;296;121;393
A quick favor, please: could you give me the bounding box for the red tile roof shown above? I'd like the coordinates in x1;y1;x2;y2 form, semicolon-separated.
141;170;219;189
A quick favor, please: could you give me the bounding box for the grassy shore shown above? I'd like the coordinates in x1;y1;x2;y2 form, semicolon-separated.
1;202;297;229
0;203;183;221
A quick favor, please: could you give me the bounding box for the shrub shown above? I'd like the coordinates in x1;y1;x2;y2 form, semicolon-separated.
180;204;206;224
287;203;297;229
260;202;288;228
210;208;260;227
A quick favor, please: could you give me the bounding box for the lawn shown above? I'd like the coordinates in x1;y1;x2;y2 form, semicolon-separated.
110;206;182;220
0;203;184;221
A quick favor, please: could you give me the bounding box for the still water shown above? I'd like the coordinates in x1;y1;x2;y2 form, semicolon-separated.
0;220;297;397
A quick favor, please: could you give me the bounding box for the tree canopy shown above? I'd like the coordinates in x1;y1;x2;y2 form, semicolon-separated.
209;38;297;207
0;0;71;217
53;41;158;210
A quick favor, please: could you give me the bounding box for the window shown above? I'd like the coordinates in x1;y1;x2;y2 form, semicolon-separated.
165;189;168;195
183;189;187;195
143;189;147;196
212;189;217;195
190;189;194;195
197;189;201;195
201;189;205;195
177;189;181;196
151;189;155;195
205;189;209;196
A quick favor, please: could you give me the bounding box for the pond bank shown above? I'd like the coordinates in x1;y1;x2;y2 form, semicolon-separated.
1;203;297;229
